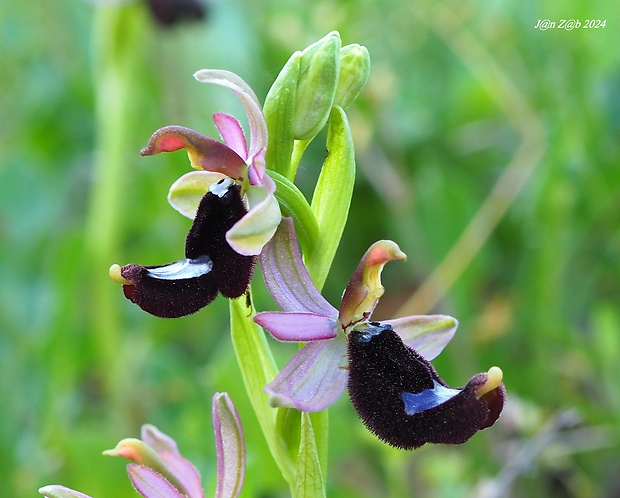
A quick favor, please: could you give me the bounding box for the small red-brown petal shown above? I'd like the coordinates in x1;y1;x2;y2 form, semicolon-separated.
141;125;247;181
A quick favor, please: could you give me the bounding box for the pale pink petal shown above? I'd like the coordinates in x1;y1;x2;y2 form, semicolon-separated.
225;179;281;256
141;425;180;455
193;70;267;159
156;453;204;498
212;113;248;160
247;148;266;185
384;314;458;361
127;464;185;498
213;393;245;498
168;170;229;219
259;218;337;316
254;312;338;341
265;338;348;412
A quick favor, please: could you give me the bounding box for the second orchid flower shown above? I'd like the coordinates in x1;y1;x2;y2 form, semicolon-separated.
255;219;505;449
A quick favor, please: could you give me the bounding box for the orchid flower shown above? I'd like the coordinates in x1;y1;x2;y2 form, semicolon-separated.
39;393;245;498
109;70;281;318
254;219;505;448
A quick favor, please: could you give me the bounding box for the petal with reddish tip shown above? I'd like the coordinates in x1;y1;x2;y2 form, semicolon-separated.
265;338;349;412
193;70;268;159
141;125;247;180
339;240;406;328
259;218;337;315
384;314;458;361
254;312;338;342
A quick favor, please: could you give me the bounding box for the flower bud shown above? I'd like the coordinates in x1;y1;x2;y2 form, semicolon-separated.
293;31;341;140
334;44;370;109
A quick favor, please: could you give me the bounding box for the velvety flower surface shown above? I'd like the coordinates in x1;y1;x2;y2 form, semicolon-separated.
254;219;460;412
347;322;505;449
110;179;256;318
39;393;245;498
110;70;281;317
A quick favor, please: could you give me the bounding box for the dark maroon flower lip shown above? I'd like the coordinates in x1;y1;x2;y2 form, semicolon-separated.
110;179;256;318
347;322;505;450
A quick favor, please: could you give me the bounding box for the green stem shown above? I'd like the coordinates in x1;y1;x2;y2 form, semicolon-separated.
229;294;296;485
87;3;147;423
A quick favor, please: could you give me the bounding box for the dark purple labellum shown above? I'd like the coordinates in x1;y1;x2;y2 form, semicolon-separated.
119;179;256;318
347;322;505;450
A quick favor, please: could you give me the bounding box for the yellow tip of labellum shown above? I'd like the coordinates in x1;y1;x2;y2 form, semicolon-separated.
109;264;132;285
476;366;503;398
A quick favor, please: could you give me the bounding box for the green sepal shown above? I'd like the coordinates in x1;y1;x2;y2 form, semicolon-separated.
264;52;300;179
268;169;319;257
307;106;356;289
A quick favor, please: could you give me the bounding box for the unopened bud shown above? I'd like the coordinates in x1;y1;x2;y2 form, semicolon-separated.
293;31;341;140
334;44;370;109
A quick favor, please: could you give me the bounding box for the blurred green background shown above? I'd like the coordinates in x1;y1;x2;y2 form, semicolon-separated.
1;0;619;496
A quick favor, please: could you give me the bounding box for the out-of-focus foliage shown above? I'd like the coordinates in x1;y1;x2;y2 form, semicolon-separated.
1;0;619;497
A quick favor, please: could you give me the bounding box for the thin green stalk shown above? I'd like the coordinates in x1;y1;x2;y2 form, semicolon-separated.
229;294;296;485
87;3;148;422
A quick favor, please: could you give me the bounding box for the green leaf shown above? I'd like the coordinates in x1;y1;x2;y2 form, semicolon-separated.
293;413;326;498
229;294;295;485
307;106;356;289
264;51;300;179
268;169;319;256
309;411;329;480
